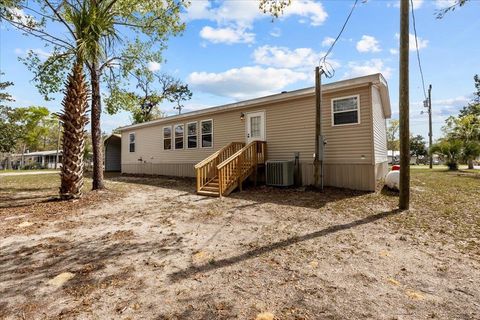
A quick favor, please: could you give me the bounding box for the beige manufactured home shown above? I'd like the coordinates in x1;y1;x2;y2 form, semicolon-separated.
112;73;391;196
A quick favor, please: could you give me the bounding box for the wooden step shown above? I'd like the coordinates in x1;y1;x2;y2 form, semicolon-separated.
202;186;219;192
197;190;220;197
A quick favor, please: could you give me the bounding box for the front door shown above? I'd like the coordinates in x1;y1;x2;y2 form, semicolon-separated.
246;111;265;144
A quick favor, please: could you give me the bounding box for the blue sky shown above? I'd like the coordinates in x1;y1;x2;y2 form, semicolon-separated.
1;0;479;140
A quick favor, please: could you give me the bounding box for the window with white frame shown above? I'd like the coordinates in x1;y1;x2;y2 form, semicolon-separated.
163;126;172;150
201;120;213;148
129;133;135;152
187;122;197;149
174;124;184;149
332;95;360;126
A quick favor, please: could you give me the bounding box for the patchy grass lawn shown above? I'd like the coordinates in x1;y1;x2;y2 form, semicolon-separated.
0;169;479;319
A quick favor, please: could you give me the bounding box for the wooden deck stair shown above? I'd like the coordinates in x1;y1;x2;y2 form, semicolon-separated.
195;141;266;197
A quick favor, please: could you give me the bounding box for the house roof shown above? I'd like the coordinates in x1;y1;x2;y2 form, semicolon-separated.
118;73;391;132
11;150;61;157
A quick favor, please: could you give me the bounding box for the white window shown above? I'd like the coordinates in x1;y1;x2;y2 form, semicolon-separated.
174;124;184;149
129;133;135;152
187;122;197;149
163;126;172;150
201;119;213;148
332;95;360;126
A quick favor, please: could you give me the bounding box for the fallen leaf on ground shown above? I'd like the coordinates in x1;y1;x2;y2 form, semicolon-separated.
47;272;75;287
405;289;425;300
255;312;274;320
17;221;33;228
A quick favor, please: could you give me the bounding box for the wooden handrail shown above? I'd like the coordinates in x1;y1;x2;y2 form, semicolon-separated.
194;142;243;169
195;142;245;193
217;140;266;196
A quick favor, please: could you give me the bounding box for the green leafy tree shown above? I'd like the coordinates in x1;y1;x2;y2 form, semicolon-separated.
459;74;480;117
410;134;427;160
14;106;51;152
105;72;192;124
387;119;400;157
462;141;480;168
1;0;187;190
0;76;20;155
430;139;463;170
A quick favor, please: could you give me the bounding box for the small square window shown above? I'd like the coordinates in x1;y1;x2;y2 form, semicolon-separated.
332;96;360;126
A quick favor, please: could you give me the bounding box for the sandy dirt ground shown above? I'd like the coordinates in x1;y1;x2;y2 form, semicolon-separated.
1;175;479;319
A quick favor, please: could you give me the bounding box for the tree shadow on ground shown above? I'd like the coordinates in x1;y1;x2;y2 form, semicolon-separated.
168;208;402;283
106;174;369;210
0;233;183;302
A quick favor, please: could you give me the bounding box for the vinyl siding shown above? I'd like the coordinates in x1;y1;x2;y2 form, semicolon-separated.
322;85;373;164
121;84;379;190
372;86;388;164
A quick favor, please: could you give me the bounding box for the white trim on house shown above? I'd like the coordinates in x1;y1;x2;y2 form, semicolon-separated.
245;110;266;143
200;119;213;149
186;121;198;149
331;94;361;127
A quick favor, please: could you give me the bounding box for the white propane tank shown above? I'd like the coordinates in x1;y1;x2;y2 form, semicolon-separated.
385;170;400;190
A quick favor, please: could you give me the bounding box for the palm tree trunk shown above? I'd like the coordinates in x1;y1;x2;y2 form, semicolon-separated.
59;60;89;199
90;62;105;190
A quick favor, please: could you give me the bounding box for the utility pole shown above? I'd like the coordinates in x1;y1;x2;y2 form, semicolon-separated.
314;66;324;190
428;85;433;169
399;0;410;210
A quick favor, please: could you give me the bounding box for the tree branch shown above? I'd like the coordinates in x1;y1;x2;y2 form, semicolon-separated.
44;0;77;40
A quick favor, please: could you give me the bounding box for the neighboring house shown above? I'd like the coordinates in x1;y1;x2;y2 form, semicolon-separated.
8;150;62;169
387;150;400;164
112;73;391;196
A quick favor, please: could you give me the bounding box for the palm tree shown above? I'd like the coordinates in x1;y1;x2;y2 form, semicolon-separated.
462;141;480;169
430;140;463;170
68;0;120;190
59;60;89;199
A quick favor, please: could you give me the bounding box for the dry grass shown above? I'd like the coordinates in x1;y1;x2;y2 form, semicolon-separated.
0;168;479;319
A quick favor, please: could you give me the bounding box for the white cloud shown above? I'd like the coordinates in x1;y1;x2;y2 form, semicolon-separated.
389;48;399;55
356;35;381;53
252;45;340;72
270;27;281;38
7;8;36;25
15;48;51;60
395;33;428;51
282;0;328;26
344;59;393;79
391;0;424;9
147;61;161;72
185;0;328;46
200;26;255;44
321;36;335;47
187;66;308;100
435;0;457;9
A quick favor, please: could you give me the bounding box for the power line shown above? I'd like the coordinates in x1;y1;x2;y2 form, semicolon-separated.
410;0;428;100
319;0;359;78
